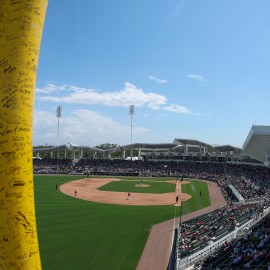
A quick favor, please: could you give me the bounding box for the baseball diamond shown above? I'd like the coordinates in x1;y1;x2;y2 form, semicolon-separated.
60;178;192;206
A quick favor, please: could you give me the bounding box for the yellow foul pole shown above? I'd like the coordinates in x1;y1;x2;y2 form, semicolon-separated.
0;0;48;269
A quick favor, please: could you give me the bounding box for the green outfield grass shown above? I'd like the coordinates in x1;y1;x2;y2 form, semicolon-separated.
98;179;176;193
181;179;211;215
34;176;211;270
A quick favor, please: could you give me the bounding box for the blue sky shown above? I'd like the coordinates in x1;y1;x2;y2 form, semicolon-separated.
34;0;270;148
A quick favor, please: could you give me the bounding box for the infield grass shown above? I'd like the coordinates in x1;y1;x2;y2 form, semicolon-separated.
98;179;176;193
35;176;211;270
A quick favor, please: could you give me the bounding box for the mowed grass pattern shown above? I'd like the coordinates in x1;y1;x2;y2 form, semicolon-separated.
34;176;211;270
98;180;176;193
181;180;211;215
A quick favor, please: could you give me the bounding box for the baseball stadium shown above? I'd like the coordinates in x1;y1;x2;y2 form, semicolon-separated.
31;125;270;270
1;2;270;270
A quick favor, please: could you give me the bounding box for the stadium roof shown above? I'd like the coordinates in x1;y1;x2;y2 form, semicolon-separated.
33;142;178;154
105;143;178;154
35;141;244;155
242;125;270;164
33;144;105;153
173;138;214;149
214;145;242;153
173;139;243;154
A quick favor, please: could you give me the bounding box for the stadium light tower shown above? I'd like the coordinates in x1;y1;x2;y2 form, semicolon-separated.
129;105;135;160
56;106;62;158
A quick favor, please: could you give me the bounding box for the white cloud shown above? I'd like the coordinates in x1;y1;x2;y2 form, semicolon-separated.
164;104;202;116
163;104;190;114
186;74;206;82
33;109;148;146
149;76;168;84
36;83;68;94
34;82;204;146
37;82;167;109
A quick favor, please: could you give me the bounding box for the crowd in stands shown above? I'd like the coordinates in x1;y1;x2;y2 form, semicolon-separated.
214;165;269;205
33;159;270;200
199;214;270;269
34;158;269;177
177;203;265;259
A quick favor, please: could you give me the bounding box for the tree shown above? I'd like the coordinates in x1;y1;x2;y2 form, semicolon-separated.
94;143;119;150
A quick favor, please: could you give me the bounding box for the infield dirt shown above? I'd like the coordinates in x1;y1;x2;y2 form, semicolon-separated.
60;178;191;206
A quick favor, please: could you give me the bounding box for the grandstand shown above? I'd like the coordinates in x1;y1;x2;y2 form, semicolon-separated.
32;125;270;269
33;126;268;168
33;159;270;269
173;156;270;268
